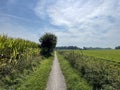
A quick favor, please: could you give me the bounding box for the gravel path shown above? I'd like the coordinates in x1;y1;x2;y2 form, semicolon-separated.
46;52;66;90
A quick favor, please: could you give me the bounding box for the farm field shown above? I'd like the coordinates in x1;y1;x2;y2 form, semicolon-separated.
58;50;120;90
75;50;120;62
1;0;120;90
0;34;120;90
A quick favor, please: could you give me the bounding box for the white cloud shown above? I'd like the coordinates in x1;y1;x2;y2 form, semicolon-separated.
34;0;120;47
47;0;102;27
3;0;119;48
1;0;120;47
34;0;47;19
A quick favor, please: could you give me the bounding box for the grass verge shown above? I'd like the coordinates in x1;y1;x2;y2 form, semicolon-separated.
17;56;53;90
57;53;92;90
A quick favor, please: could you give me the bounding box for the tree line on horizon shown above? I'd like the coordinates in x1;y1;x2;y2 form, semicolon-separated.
56;46;120;50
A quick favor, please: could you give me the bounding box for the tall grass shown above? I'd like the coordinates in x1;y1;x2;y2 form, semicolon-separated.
57;53;92;90
0;35;41;89
17;57;53;90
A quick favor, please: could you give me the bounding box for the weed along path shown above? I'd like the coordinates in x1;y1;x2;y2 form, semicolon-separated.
46;52;66;90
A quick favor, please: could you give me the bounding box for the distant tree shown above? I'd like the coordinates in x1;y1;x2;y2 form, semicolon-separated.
83;47;87;50
115;46;120;49
39;33;57;57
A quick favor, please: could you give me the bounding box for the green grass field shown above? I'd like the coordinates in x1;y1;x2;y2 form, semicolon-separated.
77;50;120;62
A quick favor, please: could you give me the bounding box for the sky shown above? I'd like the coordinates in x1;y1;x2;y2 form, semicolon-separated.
0;0;120;48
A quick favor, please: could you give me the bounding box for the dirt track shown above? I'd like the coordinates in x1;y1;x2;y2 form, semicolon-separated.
46;52;66;90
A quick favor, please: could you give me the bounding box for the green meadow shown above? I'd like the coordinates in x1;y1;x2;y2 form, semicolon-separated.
81;50;120;62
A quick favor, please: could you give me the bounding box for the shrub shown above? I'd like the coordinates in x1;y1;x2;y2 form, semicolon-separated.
39;33;57;57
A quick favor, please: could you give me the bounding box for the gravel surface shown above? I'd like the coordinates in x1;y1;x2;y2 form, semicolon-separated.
46;52;66;90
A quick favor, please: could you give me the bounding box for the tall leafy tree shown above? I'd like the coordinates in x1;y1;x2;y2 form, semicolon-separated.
39;33;57;56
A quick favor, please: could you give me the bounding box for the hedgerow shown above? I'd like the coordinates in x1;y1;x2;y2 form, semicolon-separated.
58;50;120;90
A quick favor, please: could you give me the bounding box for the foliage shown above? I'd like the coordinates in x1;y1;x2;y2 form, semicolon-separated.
0;35;41;89
58;50;120;90
39;33;57;57
57;53;92;90
17;56;53;90
115;46;120;49
56;46;81;50
82;47;112;50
